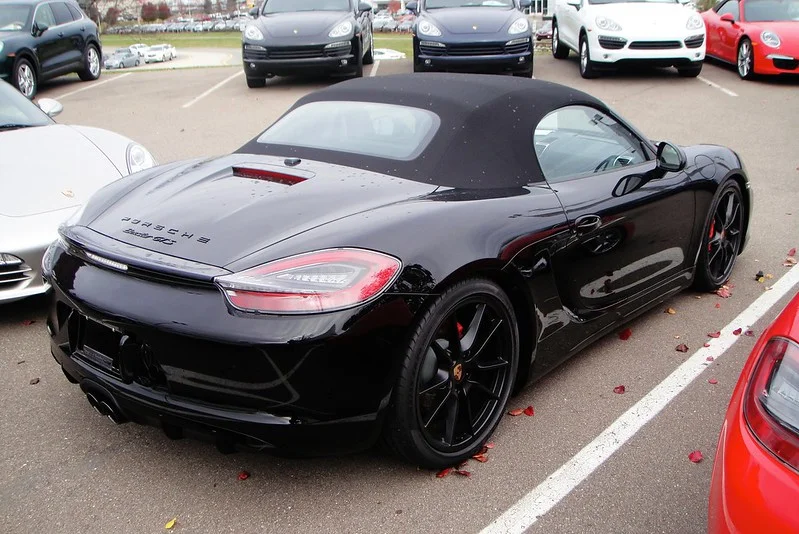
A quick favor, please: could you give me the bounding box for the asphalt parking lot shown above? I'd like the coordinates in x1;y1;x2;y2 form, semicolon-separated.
2;56;798;534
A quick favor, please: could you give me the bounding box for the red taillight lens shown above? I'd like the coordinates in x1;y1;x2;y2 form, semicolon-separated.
214;248;401;314
743;337;799;471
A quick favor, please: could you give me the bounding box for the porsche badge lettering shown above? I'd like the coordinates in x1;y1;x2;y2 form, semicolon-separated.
120;217;211;244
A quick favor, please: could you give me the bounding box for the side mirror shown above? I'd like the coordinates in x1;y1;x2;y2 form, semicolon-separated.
719;13;735;23
249;7;259;18
38;98;63;118
406;1;419;14
358;1;373;12
656;141;686;172
519;0;532;7
566;0;581;7
33;22;49;36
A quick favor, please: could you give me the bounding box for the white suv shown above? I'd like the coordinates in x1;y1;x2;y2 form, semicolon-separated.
551;0;706;78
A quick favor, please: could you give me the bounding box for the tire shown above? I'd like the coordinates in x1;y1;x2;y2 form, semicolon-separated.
363;28;374;65
12;58;37;99
737;38;755;80
353;42;364;78
246;76;266;88
78;44;101;81
678;62;703;77
551;21;569;59
693;180;745;291
135;60;140;66
579;34;598;79
382;278;519;468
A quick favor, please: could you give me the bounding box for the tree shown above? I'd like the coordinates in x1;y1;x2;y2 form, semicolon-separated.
78;0;100;23
204;0;213;14
104;7;120;26
388;0;401;13
227;0;237;13
141;2;158;22
157;2;171;20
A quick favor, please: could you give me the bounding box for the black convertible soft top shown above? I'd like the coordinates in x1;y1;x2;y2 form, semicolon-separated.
236;73;605;188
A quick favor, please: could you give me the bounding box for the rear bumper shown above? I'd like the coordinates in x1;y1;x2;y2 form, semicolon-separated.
45;239;417;454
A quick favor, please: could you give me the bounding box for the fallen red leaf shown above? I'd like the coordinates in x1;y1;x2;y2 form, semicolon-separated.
618;328;632;341
744;330;755;337
708;331;721;338
237;470;250;480
613;385;626;394
714;303;721;309
716;287;731;298
708;378;718;385
703;343;711;348
454;469;472;477
484;442;495;450
21;319;35;326
733;328;742;336
675;344;689;353
688;450;704;463
456;460;469;469
789;248;797;257
436;467;452;478
472;453;489;463
523;405;535;416
706;356;715;362
507;408;524;416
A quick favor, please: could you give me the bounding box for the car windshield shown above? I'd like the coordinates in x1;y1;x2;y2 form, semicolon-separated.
745;0;799;21
425;0;514;8
588;0;676;4
263;0;351;13
0;81;53;129
0;4;31;31
257;101;440;161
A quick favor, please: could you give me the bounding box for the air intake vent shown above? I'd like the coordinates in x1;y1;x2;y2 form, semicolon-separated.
0;253;32;288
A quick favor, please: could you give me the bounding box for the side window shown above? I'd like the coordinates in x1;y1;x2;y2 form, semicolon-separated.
50;2;74;25
33;4;57;28
66;3;84;20
534;105;649;184
715;0;739;19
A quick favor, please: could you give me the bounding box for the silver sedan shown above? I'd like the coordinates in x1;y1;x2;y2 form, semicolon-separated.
0;80;157;304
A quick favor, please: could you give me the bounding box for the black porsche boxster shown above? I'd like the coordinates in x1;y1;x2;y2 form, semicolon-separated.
44;74;751;468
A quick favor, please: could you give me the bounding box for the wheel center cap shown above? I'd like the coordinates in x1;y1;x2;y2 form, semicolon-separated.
452;363;464;383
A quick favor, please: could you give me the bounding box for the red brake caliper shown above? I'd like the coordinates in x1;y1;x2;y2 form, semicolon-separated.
456;322;464;339
708;219;716;252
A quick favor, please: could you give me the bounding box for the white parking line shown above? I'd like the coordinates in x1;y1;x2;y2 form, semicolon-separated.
181;71;244;109
697;75;738;97
369;60;381;77
54;73;132;100
481;266;799;534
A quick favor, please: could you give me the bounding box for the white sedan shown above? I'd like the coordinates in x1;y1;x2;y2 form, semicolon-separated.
144;45;172;63
551;0;706;78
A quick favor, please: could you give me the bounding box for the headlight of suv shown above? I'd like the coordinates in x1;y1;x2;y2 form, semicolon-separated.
686;15;703;30
329;21;353;38
595;16;622;31
418;20;442;37
244;24;264;41
508;18;529;35
761;30;781;48
126;143;156;174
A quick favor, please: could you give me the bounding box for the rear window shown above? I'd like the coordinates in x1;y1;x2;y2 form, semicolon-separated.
256;101;440;161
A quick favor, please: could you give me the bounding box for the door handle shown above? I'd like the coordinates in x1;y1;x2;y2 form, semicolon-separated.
574;215;602;235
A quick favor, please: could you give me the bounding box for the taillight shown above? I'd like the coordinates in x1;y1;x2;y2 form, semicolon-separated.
214;248;401;314
743;337;799;471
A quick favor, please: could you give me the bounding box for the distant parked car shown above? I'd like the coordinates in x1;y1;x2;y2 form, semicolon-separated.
382;18;398;31
129;43;149;56
0;0;102;98
104;50;140;69
397;19;413;32
535;20;552;41
144;44;170;63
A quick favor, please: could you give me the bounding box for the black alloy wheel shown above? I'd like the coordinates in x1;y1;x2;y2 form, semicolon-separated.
383;279;519;468
694;181;744;291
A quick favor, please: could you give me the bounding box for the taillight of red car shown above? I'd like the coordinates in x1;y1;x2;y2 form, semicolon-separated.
214;248;402;314
743;337;799;471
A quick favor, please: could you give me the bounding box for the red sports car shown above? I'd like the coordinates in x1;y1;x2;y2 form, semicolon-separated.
702;0;799;79
708;291;799;533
